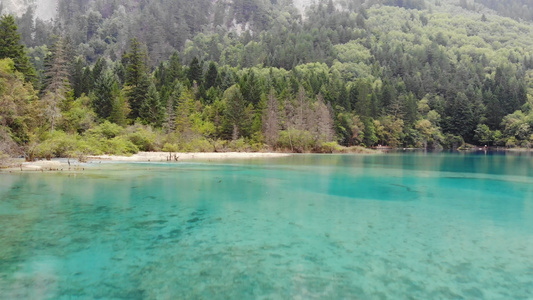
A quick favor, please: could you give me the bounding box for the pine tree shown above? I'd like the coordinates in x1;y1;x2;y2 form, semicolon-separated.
175;88;196;137
187;57;203;85
224;85;245;140
92;70;117;120
140;84;164;127
124;38;150;120
167;52;184;83
0;15;36;84
109;82;129;127
70;57;90;98
205;62;218;90
163;83;181;134
240;70;261;106
446;92;475;141
91;57;107;88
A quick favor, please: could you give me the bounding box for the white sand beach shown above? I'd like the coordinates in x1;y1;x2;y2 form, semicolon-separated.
87;152;291;162
1;152;291;172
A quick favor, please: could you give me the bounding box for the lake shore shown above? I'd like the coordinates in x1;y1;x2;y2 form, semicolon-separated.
86;151;292;162
0;149;382;171
0;152;293;172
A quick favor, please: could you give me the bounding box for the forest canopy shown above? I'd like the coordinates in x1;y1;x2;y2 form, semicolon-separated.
2;0;533;159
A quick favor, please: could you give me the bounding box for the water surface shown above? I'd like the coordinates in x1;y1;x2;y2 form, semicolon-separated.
1;153;533;299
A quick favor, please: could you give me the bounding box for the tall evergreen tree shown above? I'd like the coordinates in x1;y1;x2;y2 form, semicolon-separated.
0;15;36;84
140;83;164;126
124;38;150;120
109;82;129;127
70;57;90;98
225;84;246;140
92;70;117;120
205;62;218;90
446;92;475;141
187;56;203;85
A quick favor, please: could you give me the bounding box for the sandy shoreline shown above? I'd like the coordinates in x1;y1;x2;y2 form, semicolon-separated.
90;151;292;162
1;152;292;172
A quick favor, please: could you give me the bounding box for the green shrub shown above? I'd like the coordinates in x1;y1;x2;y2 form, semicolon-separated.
162;143;180;152
186;138;213;152
250;142;266;152
87;121;124;139
105;137;139;155
317;141;342;153
228;138;249;152
506;137;518;148
35;131;79;159
278;129;315;152
126;126;157;151
443;134;464;149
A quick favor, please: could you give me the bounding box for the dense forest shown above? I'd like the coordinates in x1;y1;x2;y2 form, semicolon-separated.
2;0;533;160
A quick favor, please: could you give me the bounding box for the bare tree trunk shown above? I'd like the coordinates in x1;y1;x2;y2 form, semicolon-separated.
232;124;239;141
263;89;280;147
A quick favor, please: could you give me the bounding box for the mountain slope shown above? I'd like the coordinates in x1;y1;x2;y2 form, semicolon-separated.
2;0;533;158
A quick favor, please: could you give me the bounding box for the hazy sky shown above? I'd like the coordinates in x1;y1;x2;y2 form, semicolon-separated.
35;0;58;20
1;0;58;19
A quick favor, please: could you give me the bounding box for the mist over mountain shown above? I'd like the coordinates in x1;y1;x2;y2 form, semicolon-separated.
1;0;57;19
35;0;58;20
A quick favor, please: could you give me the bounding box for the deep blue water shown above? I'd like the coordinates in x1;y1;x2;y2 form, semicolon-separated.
1;152;532;299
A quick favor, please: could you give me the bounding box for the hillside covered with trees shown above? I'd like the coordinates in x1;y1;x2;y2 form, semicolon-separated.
2;0;533;160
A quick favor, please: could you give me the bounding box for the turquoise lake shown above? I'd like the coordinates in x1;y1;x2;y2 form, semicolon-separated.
1;152;533;299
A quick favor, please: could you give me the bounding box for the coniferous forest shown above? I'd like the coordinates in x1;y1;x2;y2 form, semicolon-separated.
2;0;533;160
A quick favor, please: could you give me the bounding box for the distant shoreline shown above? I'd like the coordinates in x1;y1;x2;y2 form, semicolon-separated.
86;151;292;162
4;147;532;172
0;152;293;172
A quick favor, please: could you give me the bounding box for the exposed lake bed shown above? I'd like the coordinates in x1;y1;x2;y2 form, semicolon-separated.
1;153;532;298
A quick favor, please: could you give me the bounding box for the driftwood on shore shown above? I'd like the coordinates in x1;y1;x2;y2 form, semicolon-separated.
167;153;180;161
86;152;291;162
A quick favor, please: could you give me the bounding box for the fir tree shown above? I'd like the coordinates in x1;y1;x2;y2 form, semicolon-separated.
109;82;129;127
224;85;245;140
92;71;117;120
124;38;150;120
187;57;203;85
0;15;36;84
140;83;164;127
205;62;218;90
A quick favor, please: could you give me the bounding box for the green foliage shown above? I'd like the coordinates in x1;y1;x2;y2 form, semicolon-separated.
317;141;343;153
0;15;36;84
140;84;164;126
97;136;139;155
278;129;315;153
34;130;87;159
87;121;124;139
4;0;533;156
92;70;116;119
0;58;38;146
474;124;493;145
124;38;150;120
228;138;250;152
162;143;180;152
125;124;158;151
60;95;96;134
443;134;465;150
223;84;246;140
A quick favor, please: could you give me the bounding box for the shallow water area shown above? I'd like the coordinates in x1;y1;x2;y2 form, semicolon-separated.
1;152;533;299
